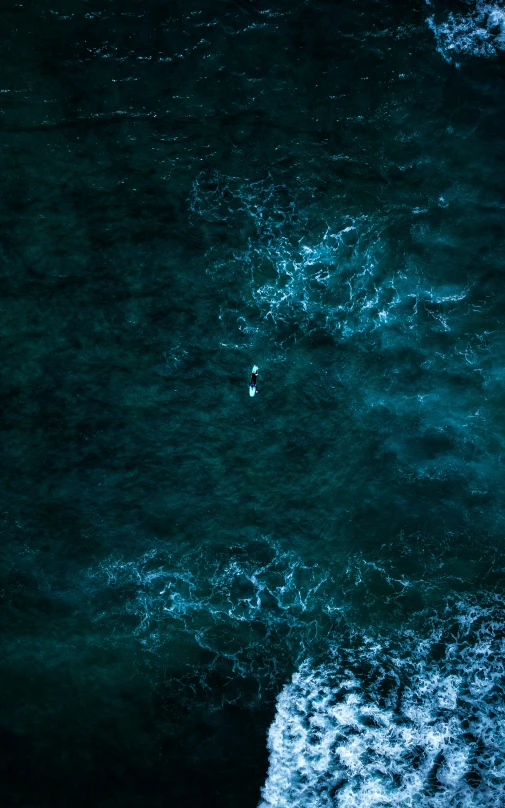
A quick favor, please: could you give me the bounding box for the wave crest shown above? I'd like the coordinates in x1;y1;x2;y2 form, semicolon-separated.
260;596;505;807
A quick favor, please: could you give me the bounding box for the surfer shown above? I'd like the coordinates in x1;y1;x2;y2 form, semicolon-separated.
249;365;259;396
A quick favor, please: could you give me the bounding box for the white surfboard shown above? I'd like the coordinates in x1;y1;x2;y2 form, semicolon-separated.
249;365;259;397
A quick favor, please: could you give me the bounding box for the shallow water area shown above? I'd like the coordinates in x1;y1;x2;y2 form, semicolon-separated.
2;0;505;806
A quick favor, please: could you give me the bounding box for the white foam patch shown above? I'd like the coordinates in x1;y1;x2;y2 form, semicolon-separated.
260;597;505;807
189;171;468;344
428;2;505;63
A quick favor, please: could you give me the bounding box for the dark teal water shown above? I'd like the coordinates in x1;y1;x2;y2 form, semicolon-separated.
3;1;505;806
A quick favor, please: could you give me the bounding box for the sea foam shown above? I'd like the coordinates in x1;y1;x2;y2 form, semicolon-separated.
428;1;505;63
260;596;505;807
90;541;342;702
189;170;459;343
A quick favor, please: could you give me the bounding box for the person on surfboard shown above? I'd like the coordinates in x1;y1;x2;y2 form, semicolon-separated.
249;365;259;396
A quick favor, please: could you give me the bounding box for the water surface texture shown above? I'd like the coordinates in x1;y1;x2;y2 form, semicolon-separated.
2;1;505;806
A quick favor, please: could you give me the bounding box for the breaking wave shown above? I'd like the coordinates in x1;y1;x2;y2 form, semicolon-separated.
428;1;505;64
260;595;505;807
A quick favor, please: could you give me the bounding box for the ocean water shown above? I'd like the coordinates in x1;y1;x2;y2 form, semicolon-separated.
2;1;505;806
